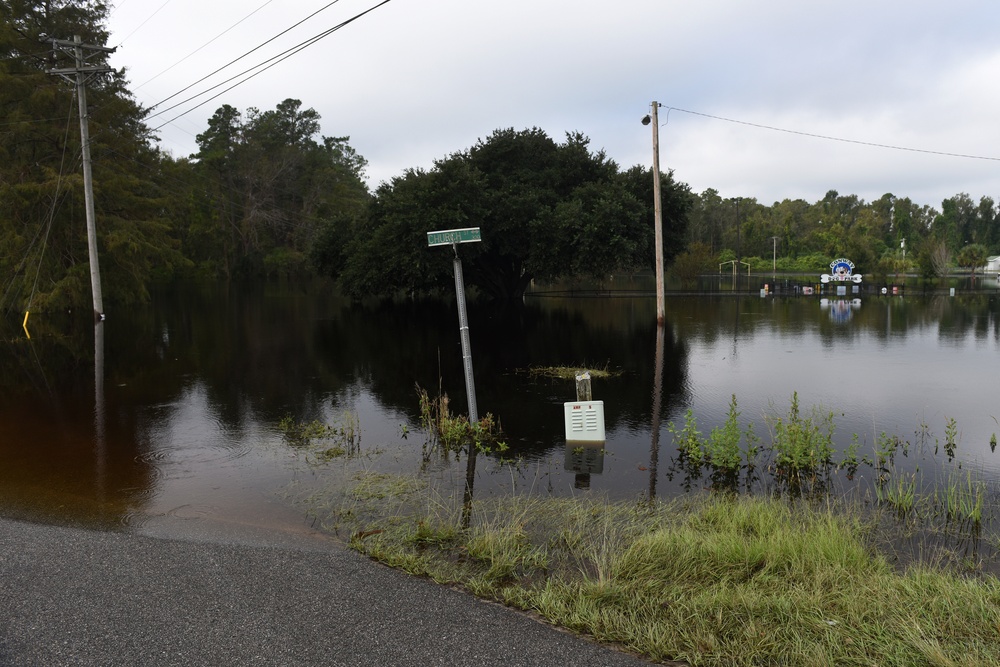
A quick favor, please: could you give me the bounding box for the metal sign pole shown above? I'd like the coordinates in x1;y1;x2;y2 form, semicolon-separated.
427;227;482;426
452;249;478;424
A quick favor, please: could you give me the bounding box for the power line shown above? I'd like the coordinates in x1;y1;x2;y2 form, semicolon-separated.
112;0;177;47
666;106;1000;162
144;0;346;116
130;0;278;90
150;0;392;131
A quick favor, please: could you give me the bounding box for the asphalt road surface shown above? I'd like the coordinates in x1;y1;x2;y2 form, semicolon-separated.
0;517;655;666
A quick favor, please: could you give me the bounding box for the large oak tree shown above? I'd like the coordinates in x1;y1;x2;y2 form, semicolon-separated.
331;127;692;302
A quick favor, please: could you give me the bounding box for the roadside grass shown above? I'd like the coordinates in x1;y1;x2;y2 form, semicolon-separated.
280;396;1000;665
330;490;1000;667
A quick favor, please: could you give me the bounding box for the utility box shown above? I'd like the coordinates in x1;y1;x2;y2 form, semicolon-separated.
564;400;606;442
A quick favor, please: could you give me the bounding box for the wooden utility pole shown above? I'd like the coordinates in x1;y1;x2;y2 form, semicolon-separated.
48;36;115;322
644;102;666;326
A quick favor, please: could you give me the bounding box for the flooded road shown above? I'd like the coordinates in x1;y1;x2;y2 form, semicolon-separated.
2;278;999;547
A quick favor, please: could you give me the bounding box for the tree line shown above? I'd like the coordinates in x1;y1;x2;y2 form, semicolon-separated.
680;188;999;281
2;1;997;316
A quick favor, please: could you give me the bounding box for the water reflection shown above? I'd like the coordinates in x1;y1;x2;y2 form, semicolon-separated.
0;281;998;554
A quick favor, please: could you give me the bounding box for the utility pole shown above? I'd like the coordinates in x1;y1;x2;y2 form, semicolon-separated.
48;36;115;322
734;197;742;264
641;102;665;326
771;236;780;274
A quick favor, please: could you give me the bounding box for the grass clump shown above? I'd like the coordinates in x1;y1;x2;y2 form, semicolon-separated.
416;384;507;457
521;363;621;381
767;391;836;483
341;491;1000;667
278;412;361;461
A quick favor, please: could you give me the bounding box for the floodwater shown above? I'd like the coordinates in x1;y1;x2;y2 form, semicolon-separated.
2;277;999;550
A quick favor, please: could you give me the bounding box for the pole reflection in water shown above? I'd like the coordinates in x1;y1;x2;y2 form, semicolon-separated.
461;442;477;530
648;323;665;500
94;320;105;502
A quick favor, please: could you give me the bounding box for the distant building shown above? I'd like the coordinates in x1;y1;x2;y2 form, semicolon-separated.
986;256;1000;275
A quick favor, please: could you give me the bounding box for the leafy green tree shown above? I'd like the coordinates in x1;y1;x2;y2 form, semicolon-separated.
335;128;690;302
670;241;714;282
974;196;998;250
0;0;187;312
192;99;369;278
687;188;729;253
956;243;989;278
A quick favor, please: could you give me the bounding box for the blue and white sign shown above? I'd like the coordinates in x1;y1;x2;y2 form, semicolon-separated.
820;258;863;284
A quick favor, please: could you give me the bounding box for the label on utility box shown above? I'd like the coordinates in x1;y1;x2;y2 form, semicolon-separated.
563;400;606;442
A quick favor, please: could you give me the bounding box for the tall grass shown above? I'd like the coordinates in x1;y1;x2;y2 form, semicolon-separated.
342;492;1000;667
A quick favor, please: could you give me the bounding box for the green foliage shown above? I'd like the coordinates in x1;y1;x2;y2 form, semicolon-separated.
669;241;714;281
667;396;758;487
4;0;998;309
344;492;1000;667
416;384;507;456
0;0;189;311
704;395;744;472
938;470;985;523
767;392;836;480
956;243;990;276
189;100;370;279
335;128;692;302
667;409;703;464
682;187;1000;275
278;413;361;461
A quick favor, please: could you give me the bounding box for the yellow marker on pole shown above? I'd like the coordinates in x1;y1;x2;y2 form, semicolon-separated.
22;311;30;339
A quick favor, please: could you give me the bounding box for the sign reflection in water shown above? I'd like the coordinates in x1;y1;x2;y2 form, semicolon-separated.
1;280;998;542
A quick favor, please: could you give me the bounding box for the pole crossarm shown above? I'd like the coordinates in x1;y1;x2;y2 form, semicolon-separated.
47;37;116;52
49;66;113;75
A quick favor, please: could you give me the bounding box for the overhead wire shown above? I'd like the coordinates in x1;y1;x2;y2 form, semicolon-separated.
0;96;78;314
144;0;347;116
665;106;1000;163
0;49;53;63
130;0;278;90
150;0;393;131
28;96;77;311
111;0;177;48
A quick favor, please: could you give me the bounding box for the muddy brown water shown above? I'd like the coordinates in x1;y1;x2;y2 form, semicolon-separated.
2;277;999;564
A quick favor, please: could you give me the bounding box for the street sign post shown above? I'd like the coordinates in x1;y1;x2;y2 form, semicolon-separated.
427;227;481;247
427;227;482;425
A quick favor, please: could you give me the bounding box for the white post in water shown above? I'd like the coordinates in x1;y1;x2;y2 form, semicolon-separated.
427;227;482;424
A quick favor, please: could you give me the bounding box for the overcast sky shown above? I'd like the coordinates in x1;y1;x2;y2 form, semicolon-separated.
105;0;1000;210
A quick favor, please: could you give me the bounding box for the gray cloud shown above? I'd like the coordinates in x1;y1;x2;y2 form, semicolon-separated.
110;0;1000;210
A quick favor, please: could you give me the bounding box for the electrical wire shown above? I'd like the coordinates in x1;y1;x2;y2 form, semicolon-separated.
27;98;76;311
666;106;1000;162
0;49;52;63
131;0;278;90
112;0;177;47
150;0;392;131
144;0;346;116
0;97;77;313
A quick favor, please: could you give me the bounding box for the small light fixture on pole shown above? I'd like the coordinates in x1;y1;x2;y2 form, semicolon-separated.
642;102;665;326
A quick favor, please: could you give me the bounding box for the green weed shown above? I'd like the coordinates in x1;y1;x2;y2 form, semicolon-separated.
766;392;836;484
278;412;361;461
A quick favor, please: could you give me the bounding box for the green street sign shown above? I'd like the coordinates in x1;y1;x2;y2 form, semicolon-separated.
427;227;481;247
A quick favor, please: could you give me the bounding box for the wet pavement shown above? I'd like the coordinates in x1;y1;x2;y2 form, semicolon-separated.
0;517;656;666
